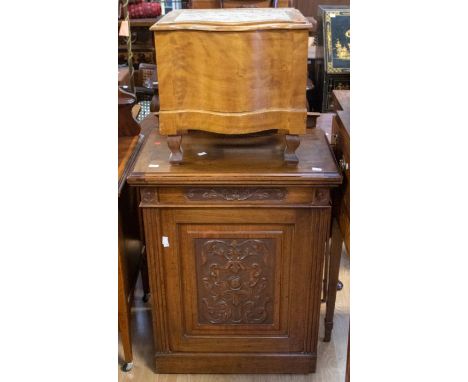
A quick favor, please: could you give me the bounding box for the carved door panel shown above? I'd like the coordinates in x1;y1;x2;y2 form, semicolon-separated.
157;208;324;353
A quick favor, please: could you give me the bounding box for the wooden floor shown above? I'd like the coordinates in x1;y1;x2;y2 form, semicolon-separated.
118;248;349;382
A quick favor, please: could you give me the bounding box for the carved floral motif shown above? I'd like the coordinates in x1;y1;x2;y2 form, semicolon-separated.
196;239;274;324
140;188;157;204
186;188;286;201
314;189;330;204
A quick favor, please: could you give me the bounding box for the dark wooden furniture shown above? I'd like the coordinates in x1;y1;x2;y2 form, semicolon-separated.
127;125;341;373
314;5;350;112
118;88;141;137
294;0;349;19
118;67;131;88
151;8;311;164
118;95;154;371
332;89;350;115
324;89;349;342
118;17;161;69
331;90;350;252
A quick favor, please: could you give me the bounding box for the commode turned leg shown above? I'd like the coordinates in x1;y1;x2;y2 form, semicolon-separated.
284;134;300;164
167;135;183;164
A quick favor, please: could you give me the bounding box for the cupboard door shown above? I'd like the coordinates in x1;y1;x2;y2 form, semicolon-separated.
152;208;327;354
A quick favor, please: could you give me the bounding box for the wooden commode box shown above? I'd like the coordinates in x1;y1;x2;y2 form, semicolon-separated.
151;8;312;164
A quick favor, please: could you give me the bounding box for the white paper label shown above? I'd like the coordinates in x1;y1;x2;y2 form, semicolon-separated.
162;236;169;248
119;20;129;37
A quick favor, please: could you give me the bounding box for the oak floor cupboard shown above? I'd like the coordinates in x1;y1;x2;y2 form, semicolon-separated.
128;126;341;373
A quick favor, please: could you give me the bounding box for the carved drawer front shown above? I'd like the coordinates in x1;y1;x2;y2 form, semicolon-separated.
144;187;330;206
155;208;327;354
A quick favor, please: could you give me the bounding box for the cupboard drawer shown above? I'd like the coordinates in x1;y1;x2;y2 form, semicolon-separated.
332;115;350;182
332;116;349;163
140;186;331;207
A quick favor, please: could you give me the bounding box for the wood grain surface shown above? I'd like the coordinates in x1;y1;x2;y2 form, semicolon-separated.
332;90;349;137
152;8;310;137
331;90;350;112
127;127;341;186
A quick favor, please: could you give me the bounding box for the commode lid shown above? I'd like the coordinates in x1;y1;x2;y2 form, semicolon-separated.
150;8;312;32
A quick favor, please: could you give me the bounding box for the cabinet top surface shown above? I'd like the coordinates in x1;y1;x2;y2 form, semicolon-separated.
128;122;341;186
150;8;312;32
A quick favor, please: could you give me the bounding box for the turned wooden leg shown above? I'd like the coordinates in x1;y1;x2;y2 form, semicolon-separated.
118;268;133;371
167;135;183;164
324;219;343;342
118;222;134;371
284;134;300;164
118;304;133;371
322;237;330;303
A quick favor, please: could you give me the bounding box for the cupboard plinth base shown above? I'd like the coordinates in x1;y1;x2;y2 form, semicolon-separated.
154;353;317;374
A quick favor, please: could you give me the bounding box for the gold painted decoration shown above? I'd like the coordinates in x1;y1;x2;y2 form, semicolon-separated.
322;8;350;74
